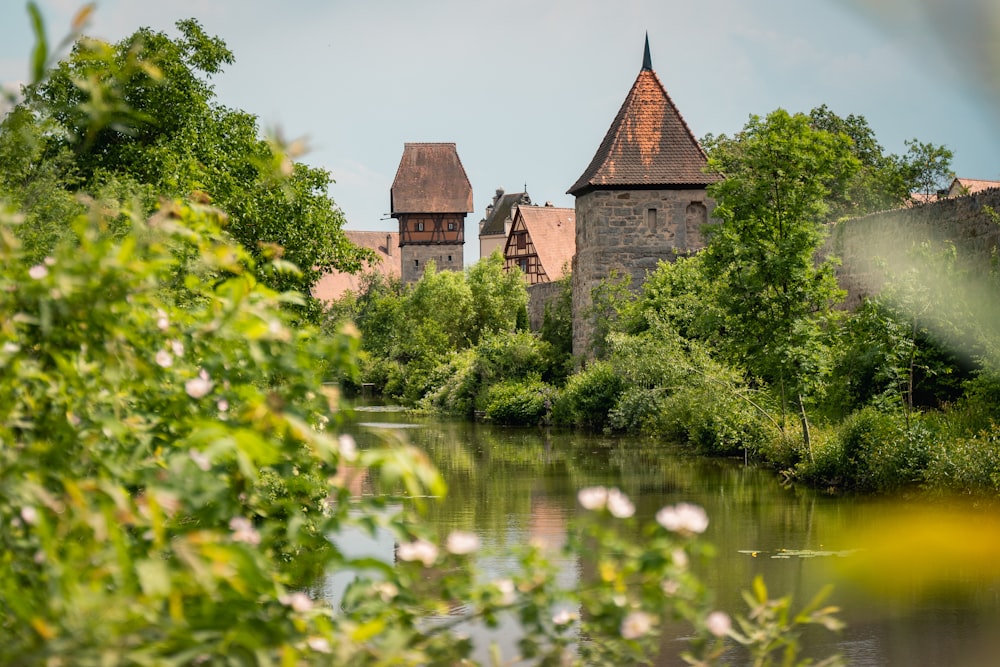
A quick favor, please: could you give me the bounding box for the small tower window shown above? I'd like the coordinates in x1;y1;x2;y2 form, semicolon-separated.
414;259;419;267
447;222;456;231
447;255;453;262
646;208;657;230
416;222;424;232
516;233;526;250
519;258;528;272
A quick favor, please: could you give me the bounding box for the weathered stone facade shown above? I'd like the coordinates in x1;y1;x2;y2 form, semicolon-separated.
526;280;565;331
571;188;714;354
400;242;465;283
826;188;1000;309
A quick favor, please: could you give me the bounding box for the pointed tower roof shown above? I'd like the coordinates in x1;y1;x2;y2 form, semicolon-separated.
391;143;473;214
567;38;719;195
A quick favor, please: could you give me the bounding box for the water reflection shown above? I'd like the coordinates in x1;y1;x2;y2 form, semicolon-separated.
337;405;1000;666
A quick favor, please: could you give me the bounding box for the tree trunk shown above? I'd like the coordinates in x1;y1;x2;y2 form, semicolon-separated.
798;394;813;464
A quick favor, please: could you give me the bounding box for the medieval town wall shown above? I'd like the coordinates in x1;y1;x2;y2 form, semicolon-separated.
826;188;1000;308
526;280;564;331
571;187;714;355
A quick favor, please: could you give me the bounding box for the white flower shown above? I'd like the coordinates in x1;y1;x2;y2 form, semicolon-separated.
494;578;516;605
672;548;689;569
216;399;229;413
706;610;732;637
338;434;358;461
280;591;314;613
373;581;398;601
43;256;55;266
397;539;438;566
189;449;212;471
307;636;332;653
28;265;48;280
155;349;173;368
620;610;655;640
2;342;19;354
20;506;38;525
156;309;170;331
185;371;213;399
661;579;680;596
169;339;184;356
446;530;480;555
229;516;261;545
578;486;608;511
606;488;635;518
553;609;577;625
656;503;709;535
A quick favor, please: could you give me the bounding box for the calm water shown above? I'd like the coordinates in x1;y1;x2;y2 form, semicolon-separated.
338;404;1000;666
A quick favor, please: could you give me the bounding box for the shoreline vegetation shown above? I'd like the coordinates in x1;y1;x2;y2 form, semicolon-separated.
1;6;992;664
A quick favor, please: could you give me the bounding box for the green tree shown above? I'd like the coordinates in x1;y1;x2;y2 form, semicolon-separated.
903;138;955;200
703;109;855;450
466;250;529;344
807;104;912;217
5;18;372;320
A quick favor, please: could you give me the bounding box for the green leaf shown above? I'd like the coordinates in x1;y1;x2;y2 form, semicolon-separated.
27;2;48;85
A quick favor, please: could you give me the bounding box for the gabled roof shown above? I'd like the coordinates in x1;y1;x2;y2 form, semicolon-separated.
567;40;719;195
390;143;473;214
948;177;1000;196
480;190;530;236
513;206;576;280
312;231;401;303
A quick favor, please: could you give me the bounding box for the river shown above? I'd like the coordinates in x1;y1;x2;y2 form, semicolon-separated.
336;404;1000;666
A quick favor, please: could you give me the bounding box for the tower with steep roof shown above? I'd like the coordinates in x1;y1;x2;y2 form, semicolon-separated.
568;35;720;356
391;143;473;283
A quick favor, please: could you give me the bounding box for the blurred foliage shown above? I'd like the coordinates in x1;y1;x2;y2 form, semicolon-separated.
1;12;372;322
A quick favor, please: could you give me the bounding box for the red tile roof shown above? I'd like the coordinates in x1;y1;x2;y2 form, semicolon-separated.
949;178;1000;196
514;206;576;280
568;69;719;195
312;231;401;303
390;143;473;214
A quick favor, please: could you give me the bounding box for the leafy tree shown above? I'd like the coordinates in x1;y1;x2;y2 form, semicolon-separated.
4;18;372;320
703;109;855;449
466;250;529;343
807;104;912;217
903;138;955;200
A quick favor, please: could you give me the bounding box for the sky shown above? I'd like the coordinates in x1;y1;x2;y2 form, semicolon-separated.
2;0;1000;267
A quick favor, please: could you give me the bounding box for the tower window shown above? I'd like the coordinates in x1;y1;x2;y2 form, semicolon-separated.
415;259;419;267
447;222;456;231
416;222;424;232
519;258;528;272
646;208;657;229
516;233;526;250
447;255;452;262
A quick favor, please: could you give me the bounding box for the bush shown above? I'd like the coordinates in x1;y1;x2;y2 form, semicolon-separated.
804;407;933;492
552;361;625;431
483;377;556;426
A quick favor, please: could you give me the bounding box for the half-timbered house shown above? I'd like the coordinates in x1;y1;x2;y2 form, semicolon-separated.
503;205;575;285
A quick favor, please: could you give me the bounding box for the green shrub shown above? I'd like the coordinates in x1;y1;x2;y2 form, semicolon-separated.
814;407;933;492
483;377;556;426
552;361;625;431
925;425;1000;493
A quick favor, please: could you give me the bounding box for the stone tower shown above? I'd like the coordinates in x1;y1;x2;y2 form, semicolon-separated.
567;36;720;357
390;143;473;283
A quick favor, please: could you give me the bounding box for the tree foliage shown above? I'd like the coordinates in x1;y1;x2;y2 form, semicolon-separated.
2;17;372;320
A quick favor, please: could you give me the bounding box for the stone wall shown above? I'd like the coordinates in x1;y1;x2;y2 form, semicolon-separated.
526;280;565;331
827;188;1000;308
571;187;714;356
400;243;465;284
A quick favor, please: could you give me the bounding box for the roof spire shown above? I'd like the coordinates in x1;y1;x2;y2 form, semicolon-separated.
642;32;652;71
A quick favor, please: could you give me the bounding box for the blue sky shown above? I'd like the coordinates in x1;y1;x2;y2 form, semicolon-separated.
3;0;999;267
